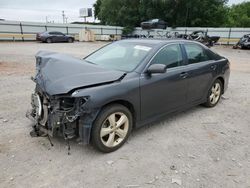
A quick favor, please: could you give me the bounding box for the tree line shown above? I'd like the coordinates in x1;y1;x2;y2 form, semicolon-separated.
93;0;250;33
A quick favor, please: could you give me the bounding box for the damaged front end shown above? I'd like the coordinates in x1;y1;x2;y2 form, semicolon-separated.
26;87;94;144
26;51;126;146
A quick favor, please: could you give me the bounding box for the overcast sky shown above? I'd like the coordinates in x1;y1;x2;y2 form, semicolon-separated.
0;0;248;23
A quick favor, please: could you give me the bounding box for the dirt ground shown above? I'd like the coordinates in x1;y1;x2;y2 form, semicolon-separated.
0;42;249;188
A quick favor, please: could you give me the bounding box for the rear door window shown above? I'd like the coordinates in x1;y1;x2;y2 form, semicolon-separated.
184;43;210;64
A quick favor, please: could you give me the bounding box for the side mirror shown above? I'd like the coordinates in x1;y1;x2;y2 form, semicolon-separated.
147;64;167;74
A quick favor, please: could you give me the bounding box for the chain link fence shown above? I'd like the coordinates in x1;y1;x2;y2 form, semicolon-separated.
1;20;250;45
0;20;123;41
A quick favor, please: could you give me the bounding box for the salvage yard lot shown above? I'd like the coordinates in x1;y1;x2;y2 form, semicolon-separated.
0;41;250;188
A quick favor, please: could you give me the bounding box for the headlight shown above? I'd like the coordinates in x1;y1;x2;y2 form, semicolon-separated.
60;98;75;110
59;97;88;111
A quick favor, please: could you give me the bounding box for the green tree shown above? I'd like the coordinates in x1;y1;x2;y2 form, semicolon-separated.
93;0;230;30
227;2;250;27
93;0;102;20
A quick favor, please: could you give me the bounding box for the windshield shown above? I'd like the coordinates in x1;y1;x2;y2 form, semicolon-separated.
151;19;159;22
85;42;152;72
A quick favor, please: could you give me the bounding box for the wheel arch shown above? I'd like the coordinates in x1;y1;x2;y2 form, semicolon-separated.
101;100;137;128
203;76;225;102
216;76;225;94
46;37;53;42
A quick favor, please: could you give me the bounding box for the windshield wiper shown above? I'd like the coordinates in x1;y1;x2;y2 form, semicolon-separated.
83;59;96;65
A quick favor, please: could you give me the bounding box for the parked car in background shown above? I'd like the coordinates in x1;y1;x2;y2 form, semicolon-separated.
27;39;230;153
141;19;167;30
233;34;250;49
36;31;75;43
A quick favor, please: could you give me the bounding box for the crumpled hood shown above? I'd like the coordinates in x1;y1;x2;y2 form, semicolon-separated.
35;51;125;95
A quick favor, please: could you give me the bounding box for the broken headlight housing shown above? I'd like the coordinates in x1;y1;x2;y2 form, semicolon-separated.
59;97;76;111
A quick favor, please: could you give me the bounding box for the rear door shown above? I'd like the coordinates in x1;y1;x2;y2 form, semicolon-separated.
183;43;216;103
140;43;189;120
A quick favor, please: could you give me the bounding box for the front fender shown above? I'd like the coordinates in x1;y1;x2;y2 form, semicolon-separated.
71;74;140;112
72;75;140;143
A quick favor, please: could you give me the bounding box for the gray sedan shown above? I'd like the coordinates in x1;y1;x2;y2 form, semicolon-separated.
27;39;230;152
36;31;74;43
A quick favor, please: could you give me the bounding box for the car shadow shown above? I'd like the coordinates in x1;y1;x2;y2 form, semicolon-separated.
130;105;206;139
32;105;208;155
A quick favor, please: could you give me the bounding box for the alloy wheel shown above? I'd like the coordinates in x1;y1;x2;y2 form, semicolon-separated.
100;112;129;148
68;38;73;43
210;82;221;105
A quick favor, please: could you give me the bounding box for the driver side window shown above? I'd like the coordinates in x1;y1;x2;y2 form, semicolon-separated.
151;44;183;68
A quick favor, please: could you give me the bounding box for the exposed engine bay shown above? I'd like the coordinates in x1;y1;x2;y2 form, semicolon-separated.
27;86;89;142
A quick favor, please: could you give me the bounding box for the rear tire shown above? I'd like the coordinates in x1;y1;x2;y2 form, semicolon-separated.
46;38;52;43
91;104;133;153
203;79;222;107
68;38;73;43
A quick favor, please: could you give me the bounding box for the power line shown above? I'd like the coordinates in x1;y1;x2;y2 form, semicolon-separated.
0;6;77;13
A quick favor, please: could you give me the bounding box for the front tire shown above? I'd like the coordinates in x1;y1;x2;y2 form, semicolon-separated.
91;104;132;153
204;79;222;107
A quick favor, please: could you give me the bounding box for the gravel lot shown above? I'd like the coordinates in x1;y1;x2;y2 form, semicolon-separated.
0;42;249;188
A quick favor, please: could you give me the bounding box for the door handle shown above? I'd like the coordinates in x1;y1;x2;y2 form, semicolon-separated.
180;72;189;79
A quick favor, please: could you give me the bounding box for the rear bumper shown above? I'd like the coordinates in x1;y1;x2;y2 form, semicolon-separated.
223;66;230;93
36;37;43;41
36;36;45;41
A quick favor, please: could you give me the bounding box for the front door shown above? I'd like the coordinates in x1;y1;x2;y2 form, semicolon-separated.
140;44;188;120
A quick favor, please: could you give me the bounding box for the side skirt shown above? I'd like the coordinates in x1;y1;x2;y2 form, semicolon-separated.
135;99;206;129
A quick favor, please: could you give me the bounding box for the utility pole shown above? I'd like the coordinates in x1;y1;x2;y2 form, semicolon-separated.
62;10;65;23
185;7;189;27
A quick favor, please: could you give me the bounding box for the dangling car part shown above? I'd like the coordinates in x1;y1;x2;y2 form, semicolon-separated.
27;39;230;153
187;30;220;47
233;34;250;49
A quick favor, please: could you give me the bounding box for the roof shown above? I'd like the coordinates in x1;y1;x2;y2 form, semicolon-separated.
118;38;192;47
